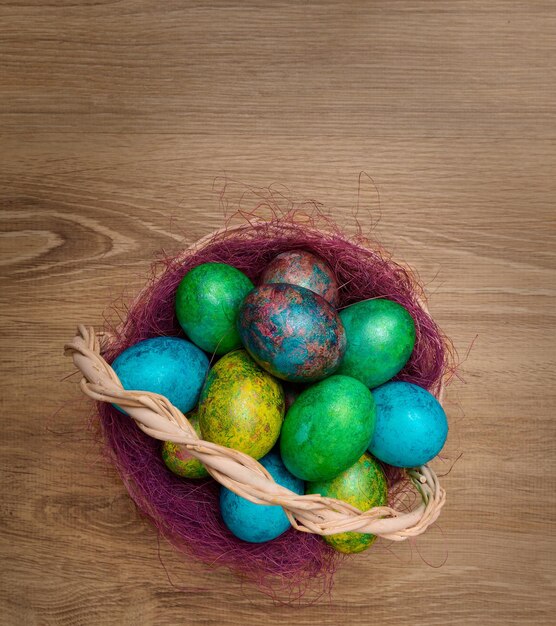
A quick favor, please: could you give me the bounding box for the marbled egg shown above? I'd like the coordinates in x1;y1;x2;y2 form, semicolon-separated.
261;250;340;306
162;411;209;479
112;336;209;414
337;298;416;389
220;451;304;543
369;381;448;467
280;375;376;481
237;283;346;383
306;453;387;553
198;350;284;459
175;262;254;355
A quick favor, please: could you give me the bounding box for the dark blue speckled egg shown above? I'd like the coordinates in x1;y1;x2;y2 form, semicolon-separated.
237;283;346;383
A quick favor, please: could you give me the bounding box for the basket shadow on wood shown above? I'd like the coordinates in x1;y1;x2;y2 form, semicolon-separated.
65;217;452;600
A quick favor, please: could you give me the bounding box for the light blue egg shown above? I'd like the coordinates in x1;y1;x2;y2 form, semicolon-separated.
220;450;304;543
111;336;209;414
369;381;448;468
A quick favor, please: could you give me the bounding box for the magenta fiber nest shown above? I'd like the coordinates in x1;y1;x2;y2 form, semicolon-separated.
96;217;452;599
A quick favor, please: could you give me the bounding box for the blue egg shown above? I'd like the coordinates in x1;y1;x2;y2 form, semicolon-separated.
220;450;304;543
369;381;448;468
111;336;209;414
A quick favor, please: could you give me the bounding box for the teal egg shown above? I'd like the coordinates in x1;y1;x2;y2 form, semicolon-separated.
337;298;416;389
280;375;376;481
369;381;448;467
111;336;209;414
219;451;304;543
175;262;254;355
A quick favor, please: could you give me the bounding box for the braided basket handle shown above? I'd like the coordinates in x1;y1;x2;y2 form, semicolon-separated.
65;325;446;541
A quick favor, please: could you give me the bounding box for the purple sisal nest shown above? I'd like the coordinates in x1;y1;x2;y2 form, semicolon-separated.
96;215;453;601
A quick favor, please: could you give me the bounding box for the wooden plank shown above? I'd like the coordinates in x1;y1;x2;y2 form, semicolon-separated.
1;1;554;624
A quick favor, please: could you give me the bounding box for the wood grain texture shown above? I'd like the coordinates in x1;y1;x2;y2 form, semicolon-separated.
1;1;555;624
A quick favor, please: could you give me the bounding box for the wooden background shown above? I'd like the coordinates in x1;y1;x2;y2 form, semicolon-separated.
1;1;554;624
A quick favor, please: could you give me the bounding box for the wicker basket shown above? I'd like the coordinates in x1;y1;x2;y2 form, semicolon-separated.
65;219;448;568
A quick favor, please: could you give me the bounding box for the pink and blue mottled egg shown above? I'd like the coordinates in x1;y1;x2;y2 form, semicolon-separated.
237;283;346;383
260;250;340;306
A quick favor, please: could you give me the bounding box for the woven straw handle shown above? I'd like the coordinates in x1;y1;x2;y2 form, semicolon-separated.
65;324;445;541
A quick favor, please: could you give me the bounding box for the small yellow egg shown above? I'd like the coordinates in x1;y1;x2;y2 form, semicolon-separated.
162;411;209;479
306;453;388;553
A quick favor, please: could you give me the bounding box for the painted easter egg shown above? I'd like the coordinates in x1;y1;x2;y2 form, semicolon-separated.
175;262;254;355
369;381;448;467
198;350;284;459
306;453;387;553
280;375;376;481
337;298;416;389
220;450;304;543
261;250;340;306
237;283;346;383
112;336;209;414
162;411;209;479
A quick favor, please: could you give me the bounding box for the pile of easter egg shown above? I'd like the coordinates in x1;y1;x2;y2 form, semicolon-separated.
112;250;448;554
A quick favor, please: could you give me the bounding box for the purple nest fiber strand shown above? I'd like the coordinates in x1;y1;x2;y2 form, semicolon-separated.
97;217;452;600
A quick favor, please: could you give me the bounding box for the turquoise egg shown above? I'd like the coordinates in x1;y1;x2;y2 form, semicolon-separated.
369;381;448;467
219;451;304;543
111;336;209;414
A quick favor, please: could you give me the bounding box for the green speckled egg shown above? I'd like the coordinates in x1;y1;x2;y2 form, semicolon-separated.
198;350;285;459
280;375;376;481
306;453;387;553
175;262;254;355
161;411;209;479
337;299;416;389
